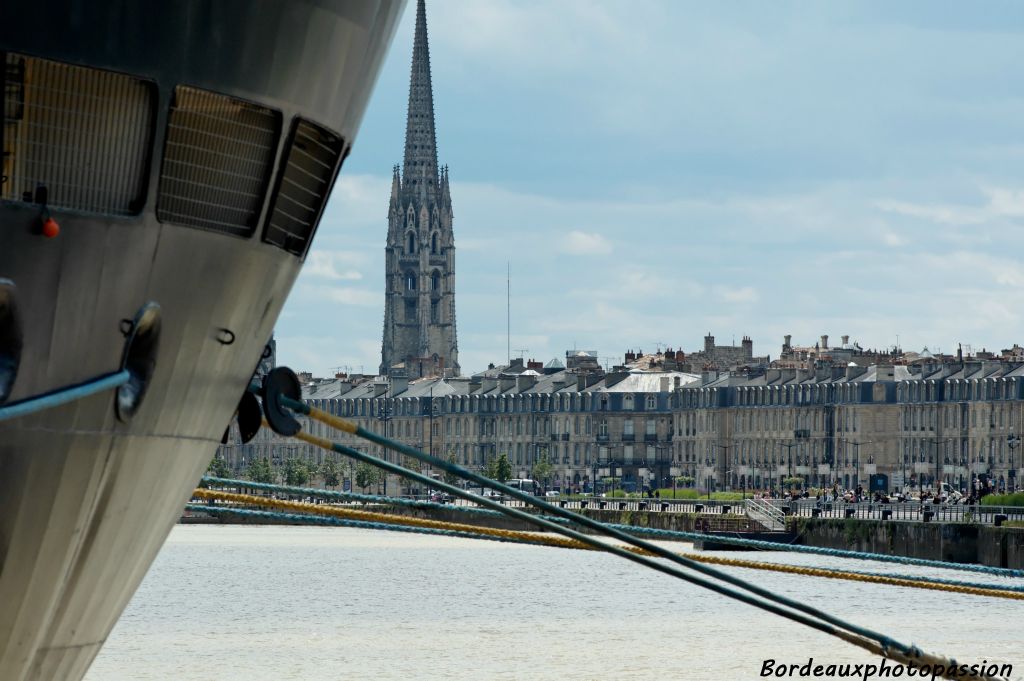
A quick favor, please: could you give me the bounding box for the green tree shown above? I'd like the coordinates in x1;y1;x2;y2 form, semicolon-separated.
320;458;340;488
248;457;274;484
493;453;512;483
284;458;310;486
532;453;553;491
443;453;459;486
355;462;381;491
206;454;231;480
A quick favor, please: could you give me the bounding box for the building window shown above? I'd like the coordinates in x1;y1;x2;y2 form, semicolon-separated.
406;272;417;290
431;270;441;291
646;395;656;410
431;232;438;254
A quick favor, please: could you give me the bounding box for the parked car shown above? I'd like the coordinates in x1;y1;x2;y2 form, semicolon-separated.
544;490;560;498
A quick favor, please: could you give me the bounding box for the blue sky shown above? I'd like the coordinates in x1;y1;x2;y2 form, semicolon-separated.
277;0;1024;377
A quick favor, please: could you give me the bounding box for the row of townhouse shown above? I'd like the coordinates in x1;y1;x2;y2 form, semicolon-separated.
219;357;1024;494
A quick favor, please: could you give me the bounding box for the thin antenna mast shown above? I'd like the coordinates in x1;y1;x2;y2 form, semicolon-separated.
507;261;511;366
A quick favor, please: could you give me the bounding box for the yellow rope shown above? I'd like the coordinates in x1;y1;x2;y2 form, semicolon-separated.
194;488;1024;602
304;407;357;434
192;489;584;550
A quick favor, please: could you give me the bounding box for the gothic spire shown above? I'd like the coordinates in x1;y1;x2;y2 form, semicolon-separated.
402;0;439;201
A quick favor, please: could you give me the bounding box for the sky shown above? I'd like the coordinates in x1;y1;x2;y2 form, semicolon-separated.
277;0;1024;377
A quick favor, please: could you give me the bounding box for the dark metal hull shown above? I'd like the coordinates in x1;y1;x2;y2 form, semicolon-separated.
0;2;403;679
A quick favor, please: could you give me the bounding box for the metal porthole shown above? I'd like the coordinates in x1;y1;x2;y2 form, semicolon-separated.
116;302;161;422
0;279;23;404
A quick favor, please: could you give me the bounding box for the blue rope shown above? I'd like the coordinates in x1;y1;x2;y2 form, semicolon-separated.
599;525;1024;578
0;369;130;422
201;476;1024;579
201;476;500;517
184;504;549;547
187;501;1022;597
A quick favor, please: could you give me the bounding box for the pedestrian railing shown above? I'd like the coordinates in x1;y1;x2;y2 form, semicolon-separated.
762;498;1024;525
744;497;785;531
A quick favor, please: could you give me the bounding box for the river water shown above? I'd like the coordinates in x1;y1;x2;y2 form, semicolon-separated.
86;526;1021;681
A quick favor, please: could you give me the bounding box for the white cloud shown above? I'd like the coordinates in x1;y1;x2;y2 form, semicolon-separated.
882;232;907;247
715;286;760;304
559;230;613;256
298;284;380;308
301;251;365;281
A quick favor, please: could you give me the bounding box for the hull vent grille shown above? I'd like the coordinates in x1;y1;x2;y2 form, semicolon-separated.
1;53;154;215
157;86;280;236
262;119;345;256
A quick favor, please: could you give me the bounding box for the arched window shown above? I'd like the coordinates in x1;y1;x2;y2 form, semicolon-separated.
406;232;415;255
405;272;416;290
431;270;441;291
431;232;438;254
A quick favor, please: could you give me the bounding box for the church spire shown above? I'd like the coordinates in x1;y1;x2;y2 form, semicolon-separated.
402;0;439;200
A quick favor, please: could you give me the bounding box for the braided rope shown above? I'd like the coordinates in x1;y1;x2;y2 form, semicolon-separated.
251;406;1009;681
193;489;1024;602
200;475;1024;579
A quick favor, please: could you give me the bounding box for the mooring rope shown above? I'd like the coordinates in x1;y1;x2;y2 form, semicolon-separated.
200;475;1024;579
0;369;130;422
250;403;1006;681
193;488;1024;602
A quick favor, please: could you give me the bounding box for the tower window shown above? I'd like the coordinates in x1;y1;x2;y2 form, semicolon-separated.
431;232;438;254
431;300;439;323
405;272;416;291
407;232;416;254
431;270;440;291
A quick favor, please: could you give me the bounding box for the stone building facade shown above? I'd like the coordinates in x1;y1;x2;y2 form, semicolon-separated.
380;0;459;379
222;355;1024;496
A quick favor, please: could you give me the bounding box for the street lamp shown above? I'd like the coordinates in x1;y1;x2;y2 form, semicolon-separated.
839;439;872;491
776;442;799;490
712;443;733;492
924;437;952;492
1007;432;1020;492
376;389;392;495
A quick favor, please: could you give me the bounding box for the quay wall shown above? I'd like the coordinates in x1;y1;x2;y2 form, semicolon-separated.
791;517;1024;570
182;504;1024;569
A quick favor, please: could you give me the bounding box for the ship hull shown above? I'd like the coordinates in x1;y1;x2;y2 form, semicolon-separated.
0;2;403;679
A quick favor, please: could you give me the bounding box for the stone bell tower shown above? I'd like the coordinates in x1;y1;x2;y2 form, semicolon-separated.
380;0;459;379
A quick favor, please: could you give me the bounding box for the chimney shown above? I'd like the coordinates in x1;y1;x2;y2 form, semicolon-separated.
820;335;829;350
390;375;408;396
660;376;670;392
673;376;682;389
845;364;866;380
841;335;850;346
499;375;516;392
517;373;537;391
783;334;792;351
373;381;388;397
704;333;715;352
742;336;753;358
482;376;498;392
